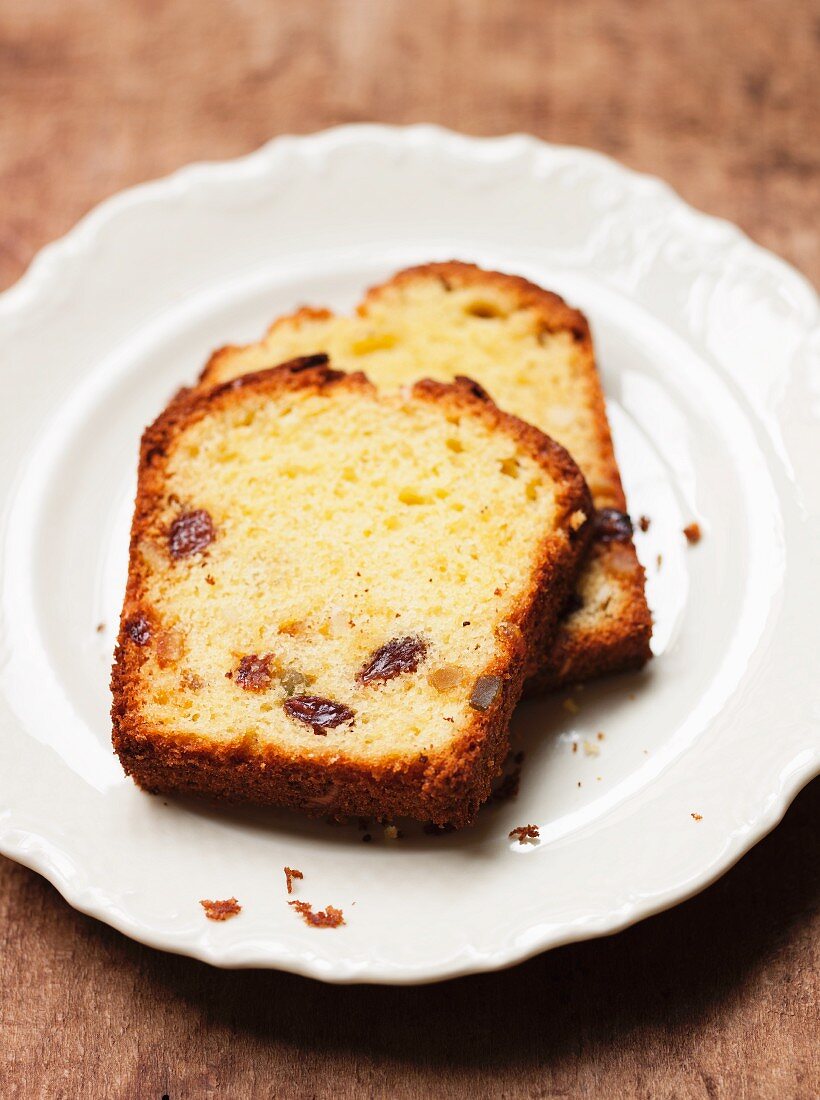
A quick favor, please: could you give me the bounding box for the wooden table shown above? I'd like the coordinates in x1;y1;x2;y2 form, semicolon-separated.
1;2;817;1096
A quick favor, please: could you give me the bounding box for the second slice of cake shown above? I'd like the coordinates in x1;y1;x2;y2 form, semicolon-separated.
112;357;592;826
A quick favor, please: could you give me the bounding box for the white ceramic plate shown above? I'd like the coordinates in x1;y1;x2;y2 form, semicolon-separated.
1;125;817;984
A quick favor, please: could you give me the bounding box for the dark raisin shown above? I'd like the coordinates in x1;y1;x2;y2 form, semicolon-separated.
594;508;633;543
284;695;355;734
233;654;274;692
169;509;215;559
357;636;428;684
470;674;502;712
565;592;584;615
125;615;151;645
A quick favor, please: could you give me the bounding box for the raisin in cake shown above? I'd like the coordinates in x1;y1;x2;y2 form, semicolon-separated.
198;262;652;691
112;358;592;826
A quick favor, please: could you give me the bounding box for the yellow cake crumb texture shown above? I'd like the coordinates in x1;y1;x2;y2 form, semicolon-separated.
134;383;566;766
205;273;621;508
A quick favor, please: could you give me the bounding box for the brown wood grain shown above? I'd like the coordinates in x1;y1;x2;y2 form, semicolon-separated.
0;1;818;1097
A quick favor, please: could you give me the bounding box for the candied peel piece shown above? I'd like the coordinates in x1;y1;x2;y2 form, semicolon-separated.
569;509;588;532
155;627;185;669
427;664;466;693
470;674;502;712
279;667;314;698
278;619;307;637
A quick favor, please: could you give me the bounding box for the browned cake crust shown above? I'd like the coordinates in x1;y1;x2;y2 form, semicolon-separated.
198;262;652;693
111;358;593;827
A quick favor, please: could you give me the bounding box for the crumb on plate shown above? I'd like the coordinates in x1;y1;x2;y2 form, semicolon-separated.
289;899;345;928
200;897;241;921
509;824;540;844
284;866;303;894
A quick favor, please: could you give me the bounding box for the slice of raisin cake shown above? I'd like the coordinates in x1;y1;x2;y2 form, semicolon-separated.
198;263;652;691
112;358;592;826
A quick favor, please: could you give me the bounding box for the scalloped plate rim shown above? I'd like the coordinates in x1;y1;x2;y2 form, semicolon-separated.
0;124;817;984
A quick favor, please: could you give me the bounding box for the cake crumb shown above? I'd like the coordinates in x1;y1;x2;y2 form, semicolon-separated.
200;897;241;921
638;515;651;532
96;622;105;634
656;553;663;569
509;824;540;844
683;522;701;544
597;731;605;741
284;866;303;894
563;697;580;714
691;812;703;821
383;824;400;841
572;741;578;753
289;900;345;927
583;739;600;757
